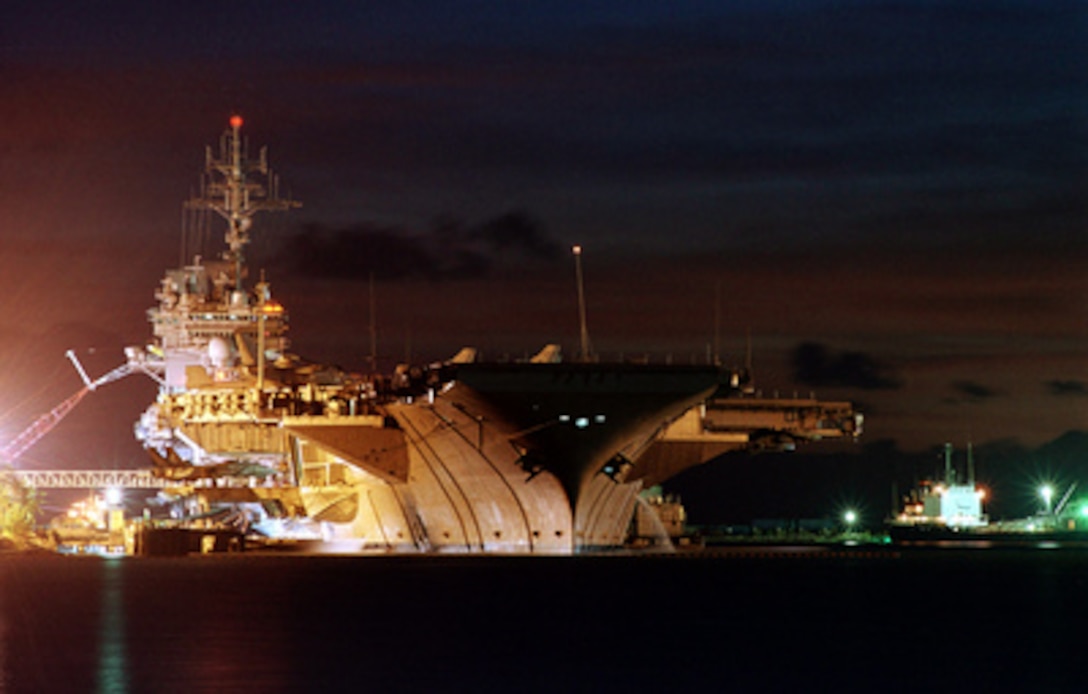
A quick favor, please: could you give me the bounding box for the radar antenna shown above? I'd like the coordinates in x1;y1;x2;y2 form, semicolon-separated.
184;115;301;291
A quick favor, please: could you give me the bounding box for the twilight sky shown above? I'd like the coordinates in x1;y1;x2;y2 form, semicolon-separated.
0;0;1084;467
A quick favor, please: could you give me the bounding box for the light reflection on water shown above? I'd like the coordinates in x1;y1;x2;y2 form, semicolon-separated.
0;549;1085;692
0;564;6;691
97;559;128;694
1;556;299;692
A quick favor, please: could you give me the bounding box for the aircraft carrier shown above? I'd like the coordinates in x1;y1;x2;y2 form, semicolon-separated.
110;117;862;553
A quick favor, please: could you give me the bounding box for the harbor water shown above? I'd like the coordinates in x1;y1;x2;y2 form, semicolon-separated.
1;547;1084;692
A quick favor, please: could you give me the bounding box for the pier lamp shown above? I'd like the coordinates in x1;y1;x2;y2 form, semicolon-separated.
841;509;859;542
102;487;125;536
104;487;122;508
1039;485;1054;515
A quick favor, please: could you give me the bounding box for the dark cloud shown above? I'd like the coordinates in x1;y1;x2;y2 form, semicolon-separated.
274;210;561;281
791;342;901;390
278;222;435;281
951;380;1001;400
471;211;562;258
1047;380;1088;397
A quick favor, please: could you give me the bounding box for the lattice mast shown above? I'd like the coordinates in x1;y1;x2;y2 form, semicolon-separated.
185;115;300;291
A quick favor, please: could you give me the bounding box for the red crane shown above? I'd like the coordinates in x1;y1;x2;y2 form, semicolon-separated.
0;351;137;464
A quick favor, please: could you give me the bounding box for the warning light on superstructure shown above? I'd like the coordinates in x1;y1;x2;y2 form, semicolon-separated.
260;301;285;314
230;115;244;129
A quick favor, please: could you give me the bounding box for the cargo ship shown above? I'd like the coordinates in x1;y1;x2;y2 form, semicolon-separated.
887;444;1088;544
115;117;862;554
888;442;988;535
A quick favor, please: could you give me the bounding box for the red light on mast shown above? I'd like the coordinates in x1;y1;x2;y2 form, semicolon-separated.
230;115;243;129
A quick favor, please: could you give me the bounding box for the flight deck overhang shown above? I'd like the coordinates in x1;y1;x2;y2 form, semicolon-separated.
447;362;725;508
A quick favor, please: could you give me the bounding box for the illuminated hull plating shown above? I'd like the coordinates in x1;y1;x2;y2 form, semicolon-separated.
144;363;724;553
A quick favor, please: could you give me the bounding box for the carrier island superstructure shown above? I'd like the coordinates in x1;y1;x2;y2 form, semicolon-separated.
119;117;862;553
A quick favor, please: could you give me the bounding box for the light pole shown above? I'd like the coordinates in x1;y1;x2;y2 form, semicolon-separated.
1040;485;1054;516
572;245;592;362
843;509;858;536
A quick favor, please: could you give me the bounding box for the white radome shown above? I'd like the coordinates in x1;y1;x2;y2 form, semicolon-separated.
207;336;232;367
